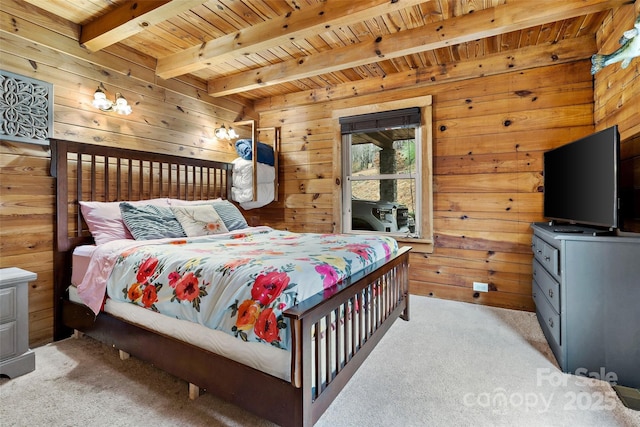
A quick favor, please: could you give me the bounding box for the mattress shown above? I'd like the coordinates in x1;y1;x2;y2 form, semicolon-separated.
70;246;291;381
69;240;386;385
71;245;96;286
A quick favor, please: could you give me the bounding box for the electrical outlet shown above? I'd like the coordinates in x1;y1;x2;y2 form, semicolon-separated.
473;281;489;292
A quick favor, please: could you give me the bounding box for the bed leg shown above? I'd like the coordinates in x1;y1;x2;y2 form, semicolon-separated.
188;383;200;400
119;350;130;360
72;330;84;339
400;293;410;321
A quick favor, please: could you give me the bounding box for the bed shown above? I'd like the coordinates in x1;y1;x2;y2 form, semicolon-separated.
51;139;410;427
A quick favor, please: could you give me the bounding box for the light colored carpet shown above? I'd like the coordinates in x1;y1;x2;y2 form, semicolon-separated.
1;296;639;427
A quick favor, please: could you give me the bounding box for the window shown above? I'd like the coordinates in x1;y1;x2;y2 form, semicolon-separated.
333;96;433;251
341;108;420;237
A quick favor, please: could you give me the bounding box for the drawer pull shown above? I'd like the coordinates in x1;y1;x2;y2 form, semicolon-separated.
544;256;551;262
548;318;554;328
548;289;554;298
537;250;542;254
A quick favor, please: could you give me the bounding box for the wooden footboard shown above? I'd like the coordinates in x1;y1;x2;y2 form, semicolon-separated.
286;246;410;426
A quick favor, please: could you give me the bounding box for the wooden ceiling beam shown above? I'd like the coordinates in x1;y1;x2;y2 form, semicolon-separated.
80;0;206;52
156;0;426;80
209;0;630;97
254;35;597;112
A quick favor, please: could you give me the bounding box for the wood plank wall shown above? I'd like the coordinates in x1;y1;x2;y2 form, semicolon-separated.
1;0;638;346
0;0;252;346
255;61;598;313
593;3;640;233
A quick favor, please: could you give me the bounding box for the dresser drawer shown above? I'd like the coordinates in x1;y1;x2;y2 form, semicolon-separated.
532;260;560;313
0;268;36;378
0;287;17;323
532;236;559;278
0;321;17;360
532;279;561;347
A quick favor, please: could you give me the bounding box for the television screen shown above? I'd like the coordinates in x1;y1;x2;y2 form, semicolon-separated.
543;125;620;229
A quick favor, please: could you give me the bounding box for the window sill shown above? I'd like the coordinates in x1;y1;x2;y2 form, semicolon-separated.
396;237;433;254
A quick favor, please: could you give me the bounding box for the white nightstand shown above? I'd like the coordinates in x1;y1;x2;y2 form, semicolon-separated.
0;267;37;378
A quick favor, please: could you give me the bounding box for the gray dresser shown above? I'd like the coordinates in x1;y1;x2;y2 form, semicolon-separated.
531;223;640;388
0;267;37;378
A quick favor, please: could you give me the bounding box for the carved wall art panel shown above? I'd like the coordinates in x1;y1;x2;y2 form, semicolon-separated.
0;70;53;145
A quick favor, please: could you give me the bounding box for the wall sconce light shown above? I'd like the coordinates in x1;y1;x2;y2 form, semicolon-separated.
92;86;132;115
215;124;239;140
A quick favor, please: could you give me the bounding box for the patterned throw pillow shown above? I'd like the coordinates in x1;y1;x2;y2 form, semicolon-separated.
210;200;249;231
168;199;249;231
171;205;228;237
119;202;186;240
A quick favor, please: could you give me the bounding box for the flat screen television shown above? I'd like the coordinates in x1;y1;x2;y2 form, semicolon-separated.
543;125;620;229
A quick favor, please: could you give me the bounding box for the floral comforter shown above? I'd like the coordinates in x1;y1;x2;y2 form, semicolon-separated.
78;226;398;351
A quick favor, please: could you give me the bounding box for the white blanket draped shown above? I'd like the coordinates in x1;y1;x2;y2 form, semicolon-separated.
231;158;275;209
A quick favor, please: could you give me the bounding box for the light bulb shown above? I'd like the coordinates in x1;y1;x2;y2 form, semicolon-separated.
113;93;132;115
92;88;113;110
215;125;229;139
92;87;132;114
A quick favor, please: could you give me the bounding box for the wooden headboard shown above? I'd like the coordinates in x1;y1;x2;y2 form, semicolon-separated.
50;139;233;339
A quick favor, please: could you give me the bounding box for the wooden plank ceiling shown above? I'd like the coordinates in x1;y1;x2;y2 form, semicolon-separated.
24;0;629;102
